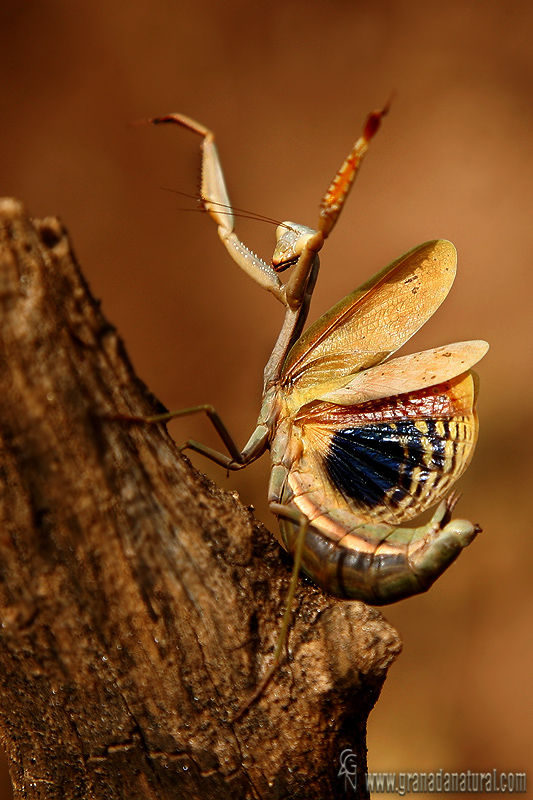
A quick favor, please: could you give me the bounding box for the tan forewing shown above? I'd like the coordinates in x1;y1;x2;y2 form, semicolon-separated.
281;240;457;395
316;340;489;405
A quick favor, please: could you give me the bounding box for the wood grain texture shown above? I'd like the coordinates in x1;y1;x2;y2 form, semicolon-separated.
0;198;401;800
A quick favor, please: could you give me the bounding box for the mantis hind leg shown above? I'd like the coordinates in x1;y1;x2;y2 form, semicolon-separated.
234;504;309;720
116;404;251;469
145;403;272;469
146;404;245;467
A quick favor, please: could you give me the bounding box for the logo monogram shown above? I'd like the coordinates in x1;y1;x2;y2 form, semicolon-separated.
338;748;358;791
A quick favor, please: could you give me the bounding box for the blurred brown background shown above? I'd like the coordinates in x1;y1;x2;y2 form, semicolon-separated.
0;1;531;797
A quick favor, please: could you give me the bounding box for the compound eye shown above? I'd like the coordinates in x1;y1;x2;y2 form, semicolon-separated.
272;223;317;272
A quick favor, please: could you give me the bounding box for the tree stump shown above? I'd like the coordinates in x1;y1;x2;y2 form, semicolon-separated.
0;198;401;800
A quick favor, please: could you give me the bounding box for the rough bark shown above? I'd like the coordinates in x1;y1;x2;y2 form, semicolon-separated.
0;198;401;800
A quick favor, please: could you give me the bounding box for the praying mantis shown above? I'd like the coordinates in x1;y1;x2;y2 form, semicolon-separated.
149;105;487;706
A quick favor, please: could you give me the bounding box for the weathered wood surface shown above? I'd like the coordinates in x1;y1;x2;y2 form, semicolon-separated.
0;198;401;800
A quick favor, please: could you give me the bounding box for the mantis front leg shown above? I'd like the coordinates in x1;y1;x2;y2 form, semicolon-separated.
152;114;287;304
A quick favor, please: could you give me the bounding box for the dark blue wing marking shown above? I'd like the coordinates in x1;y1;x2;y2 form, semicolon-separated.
324;419;446;510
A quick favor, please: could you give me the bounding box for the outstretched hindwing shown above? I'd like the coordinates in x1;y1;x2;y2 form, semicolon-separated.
288;372;479;526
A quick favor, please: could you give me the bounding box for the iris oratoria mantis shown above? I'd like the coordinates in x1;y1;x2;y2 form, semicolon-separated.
148;105;487;707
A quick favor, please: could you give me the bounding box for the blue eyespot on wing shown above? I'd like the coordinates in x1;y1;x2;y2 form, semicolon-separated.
325;418;449;513
290;373;478;525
